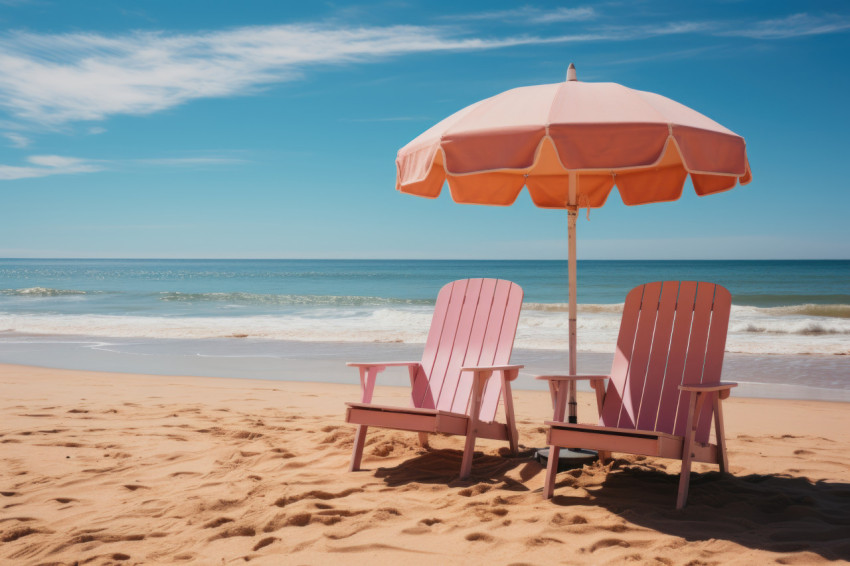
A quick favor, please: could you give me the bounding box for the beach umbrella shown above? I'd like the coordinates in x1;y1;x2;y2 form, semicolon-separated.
395;64;751;446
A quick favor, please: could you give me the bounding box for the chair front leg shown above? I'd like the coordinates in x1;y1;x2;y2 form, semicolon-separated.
502;370;519;455
677;391;708;509
359;366;383;403
543;444;560;499
460;371;489;479
713;395;729;474
350;424;368;472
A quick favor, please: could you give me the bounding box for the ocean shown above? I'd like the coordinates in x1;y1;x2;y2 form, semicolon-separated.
0;259;847;398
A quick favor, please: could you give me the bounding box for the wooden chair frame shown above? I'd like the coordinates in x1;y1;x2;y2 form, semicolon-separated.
346;363;522;478
344;278;524;479
540;281;737;509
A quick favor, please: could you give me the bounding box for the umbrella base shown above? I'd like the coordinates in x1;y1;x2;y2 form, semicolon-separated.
535;447;597;472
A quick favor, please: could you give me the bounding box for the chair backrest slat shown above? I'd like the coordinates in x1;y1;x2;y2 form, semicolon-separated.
672;282;716;437
477;280;523;422
616;281;663;429
412;280;455;408
446;279;497;414
634;281;679;431
416;279;523;422
654;281;697;433
436;278;486;411
600;285;644;427
416;279;469;409
601;281;731;440
695;285;731;442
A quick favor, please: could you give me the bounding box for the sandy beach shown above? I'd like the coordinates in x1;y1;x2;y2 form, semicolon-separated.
2;363;849;565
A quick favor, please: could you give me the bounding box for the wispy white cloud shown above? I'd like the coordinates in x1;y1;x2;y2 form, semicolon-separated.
453;6;597;24
0;153;246;181
88;126;106;135
715;13;850;39
0;24;540;127
0;12;846;130
0;155;101;180
134;156;246;166
3;131;30;148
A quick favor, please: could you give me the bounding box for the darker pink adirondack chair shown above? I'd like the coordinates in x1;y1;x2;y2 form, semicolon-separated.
345;278;524;479
540;281;736;509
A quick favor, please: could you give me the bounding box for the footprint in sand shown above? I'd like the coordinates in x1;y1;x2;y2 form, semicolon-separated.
207;526;255;540
526;536;564;547
274;487;362;507
253;537;276;550
589;538;631;552
458;484;492;497
1;526;43;542
465;532;494;542
203;517;234;529
403;518;443;535
550;512;588;526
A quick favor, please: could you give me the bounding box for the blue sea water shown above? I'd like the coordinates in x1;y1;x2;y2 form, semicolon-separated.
0;258;847;398
0;259;848;355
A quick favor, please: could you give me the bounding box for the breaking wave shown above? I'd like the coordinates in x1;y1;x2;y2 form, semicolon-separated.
157;292;433;307
1;287;89;297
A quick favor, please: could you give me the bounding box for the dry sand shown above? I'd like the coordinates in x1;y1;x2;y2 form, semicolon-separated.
2;362;849;565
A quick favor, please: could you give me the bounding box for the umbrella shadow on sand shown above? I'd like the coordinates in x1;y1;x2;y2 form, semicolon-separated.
550;462;850;562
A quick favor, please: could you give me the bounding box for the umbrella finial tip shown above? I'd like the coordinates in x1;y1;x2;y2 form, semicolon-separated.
567;63;577;81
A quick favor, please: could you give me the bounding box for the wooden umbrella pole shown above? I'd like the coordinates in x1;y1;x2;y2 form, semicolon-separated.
567;172;578;424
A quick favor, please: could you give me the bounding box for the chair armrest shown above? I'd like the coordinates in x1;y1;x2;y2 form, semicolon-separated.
679;382;737;393
347;362;423;404
346;361;421;368
535;374;608;382
461;364;524;381
680;381;737;400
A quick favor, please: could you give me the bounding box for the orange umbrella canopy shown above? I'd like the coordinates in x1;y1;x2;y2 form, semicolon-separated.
396;67;752;209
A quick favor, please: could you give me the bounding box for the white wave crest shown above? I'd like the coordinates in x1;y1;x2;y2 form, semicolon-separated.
1;302;848;356
1;287;87;297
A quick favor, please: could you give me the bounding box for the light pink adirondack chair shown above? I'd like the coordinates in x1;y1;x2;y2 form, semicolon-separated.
540;281;737;509
345;278;524;479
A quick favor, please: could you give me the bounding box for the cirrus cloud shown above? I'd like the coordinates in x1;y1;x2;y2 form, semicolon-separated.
0;155;101;180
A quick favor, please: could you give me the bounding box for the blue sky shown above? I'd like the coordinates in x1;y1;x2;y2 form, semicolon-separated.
0;0;848;259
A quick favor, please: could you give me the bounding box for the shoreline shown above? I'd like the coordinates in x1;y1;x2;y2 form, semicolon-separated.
2;363;849;564
1;334;848;402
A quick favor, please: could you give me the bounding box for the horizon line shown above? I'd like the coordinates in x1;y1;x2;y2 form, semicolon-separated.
0;257;847;262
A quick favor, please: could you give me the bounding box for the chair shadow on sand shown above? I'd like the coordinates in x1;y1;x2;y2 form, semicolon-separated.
552;460;850;562
372;447;538;491
372;450;850;562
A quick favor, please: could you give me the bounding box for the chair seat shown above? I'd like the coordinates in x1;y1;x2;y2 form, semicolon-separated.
346;402;468;419
545;420;719;464
346;402;509;441
346;402;470;436
545;421;679;440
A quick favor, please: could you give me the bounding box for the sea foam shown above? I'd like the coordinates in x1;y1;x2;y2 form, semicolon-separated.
1;302;848;356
